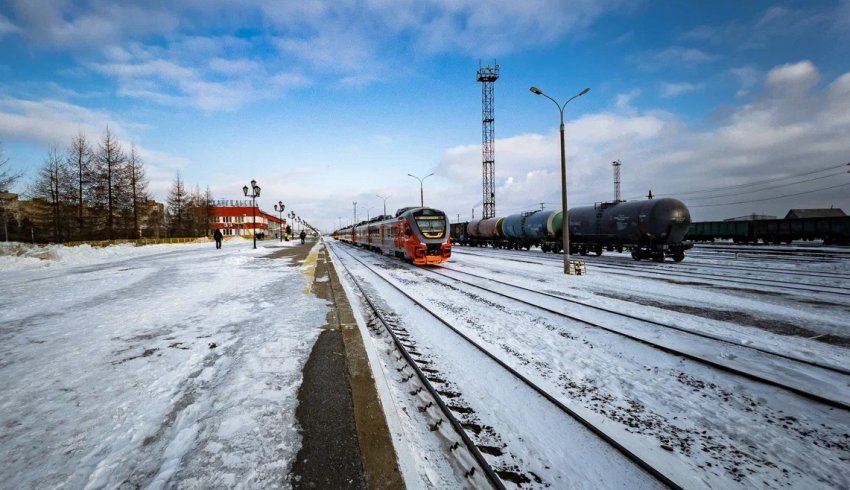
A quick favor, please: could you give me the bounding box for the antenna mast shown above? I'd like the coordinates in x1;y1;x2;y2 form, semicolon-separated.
612;159;622;202
477;62;499;219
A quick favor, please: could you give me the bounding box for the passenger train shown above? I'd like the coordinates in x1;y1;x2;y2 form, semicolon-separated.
337;206;452;265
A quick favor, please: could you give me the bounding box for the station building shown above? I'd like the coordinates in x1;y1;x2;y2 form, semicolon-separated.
210;199;286;239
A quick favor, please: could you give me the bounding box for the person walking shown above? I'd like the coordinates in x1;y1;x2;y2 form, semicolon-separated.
214;228;223;249
299;230;306;244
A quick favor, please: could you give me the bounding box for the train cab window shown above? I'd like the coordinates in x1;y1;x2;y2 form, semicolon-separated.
414;214;446;239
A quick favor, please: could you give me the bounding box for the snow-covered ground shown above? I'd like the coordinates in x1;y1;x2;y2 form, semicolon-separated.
327;241;850;489
0;238;328;489
2;238;848;489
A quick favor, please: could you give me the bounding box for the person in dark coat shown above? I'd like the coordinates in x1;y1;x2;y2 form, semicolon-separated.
214;229;223;249
299;230;306;244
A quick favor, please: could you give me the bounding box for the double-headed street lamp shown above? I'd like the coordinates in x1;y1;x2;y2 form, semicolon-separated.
529;86;589;275
242;179;261;249
274;201;285;242
288;211;295;239
408;173;434;207
376;194;391;218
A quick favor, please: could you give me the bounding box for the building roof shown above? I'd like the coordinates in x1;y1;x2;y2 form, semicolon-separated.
784;208;846;219
212;205;283;224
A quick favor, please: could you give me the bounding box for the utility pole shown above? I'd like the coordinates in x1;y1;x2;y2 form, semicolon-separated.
613;160;622;202
353;201;357;224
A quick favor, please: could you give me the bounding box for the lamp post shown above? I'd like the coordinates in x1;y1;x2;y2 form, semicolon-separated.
529;85;589;275
376;194;391;218
274;201;285;242
288;211;295;240
242;179;261;249
408;173;434;207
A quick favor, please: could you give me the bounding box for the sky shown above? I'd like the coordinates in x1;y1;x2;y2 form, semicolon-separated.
1;0;849;231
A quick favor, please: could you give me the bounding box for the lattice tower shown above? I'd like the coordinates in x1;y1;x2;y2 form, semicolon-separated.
477;62;499;219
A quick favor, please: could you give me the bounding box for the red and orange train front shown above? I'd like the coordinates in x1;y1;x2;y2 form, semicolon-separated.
344;207;450;265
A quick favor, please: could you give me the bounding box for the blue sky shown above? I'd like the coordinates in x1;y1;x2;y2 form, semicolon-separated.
1;0;849;231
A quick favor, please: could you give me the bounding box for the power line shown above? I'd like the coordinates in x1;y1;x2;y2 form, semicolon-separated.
688;182;850;207
627;161;849;200
685;170;849;201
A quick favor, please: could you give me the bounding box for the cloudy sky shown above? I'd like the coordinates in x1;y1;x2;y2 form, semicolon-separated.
1;0;849;231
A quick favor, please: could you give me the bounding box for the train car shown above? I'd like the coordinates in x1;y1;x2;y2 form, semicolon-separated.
565;198;692;261
344;206;451;265
687;216;850;245
501;210;558;250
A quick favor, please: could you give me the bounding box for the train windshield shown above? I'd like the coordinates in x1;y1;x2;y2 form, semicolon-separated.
415;214;446;238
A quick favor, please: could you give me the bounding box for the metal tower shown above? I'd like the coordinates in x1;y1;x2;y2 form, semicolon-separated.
477;62;499;219
612;159;622;202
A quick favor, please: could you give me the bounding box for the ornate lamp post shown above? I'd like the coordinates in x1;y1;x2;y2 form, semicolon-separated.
274;201;285;242
408;173;434;207
242;179;261;249
288;211;295;240
529;86;589;275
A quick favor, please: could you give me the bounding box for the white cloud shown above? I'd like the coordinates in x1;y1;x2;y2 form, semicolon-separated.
0;14;21;38
660;82;703;98
631;46;719;71
430;62;850;223
0;96;190;198
765;60;820;93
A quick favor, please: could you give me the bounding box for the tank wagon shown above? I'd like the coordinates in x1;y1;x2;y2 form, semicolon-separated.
450;198;693;262
564;198;692;261
337;206;451;265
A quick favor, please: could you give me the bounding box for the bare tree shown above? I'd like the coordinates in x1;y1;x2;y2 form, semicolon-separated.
0;140;22;192
127;143;150;238
93;127;127;240
30;146;72;242
167;171;187;237
66;132;93;240
0;141;22;242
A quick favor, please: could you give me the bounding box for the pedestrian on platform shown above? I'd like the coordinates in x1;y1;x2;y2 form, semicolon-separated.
299;230;306;244
214;229;223;249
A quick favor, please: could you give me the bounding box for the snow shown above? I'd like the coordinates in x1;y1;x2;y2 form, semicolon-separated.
1;238;327;489
2;237;848;488
326;241;850;489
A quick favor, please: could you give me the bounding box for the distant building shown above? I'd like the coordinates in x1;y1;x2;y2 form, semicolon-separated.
210;200;285;239
784;208;846;219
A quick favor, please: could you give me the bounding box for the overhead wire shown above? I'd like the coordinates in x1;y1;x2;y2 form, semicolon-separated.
632;161;848;200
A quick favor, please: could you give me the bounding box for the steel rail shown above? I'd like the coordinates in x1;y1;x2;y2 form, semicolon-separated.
331;242;683;489
325;243;507;490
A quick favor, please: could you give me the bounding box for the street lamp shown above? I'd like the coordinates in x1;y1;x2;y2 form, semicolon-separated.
243;179;261;249
288;211;295;240
274;201;285;242
376;194;391;218
408;172;434;207
529;85;589;275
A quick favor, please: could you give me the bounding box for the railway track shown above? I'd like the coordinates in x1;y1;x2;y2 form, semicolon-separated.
328;242;678;489
345;244;850;408
452;248;850;297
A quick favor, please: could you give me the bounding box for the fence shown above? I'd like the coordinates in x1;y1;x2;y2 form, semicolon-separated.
63;237;213;248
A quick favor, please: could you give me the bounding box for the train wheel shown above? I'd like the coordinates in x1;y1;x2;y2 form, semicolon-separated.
631;251;641;261
594;245;603;256
541;244;550;253
673;252;685;262
652;252;665;262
